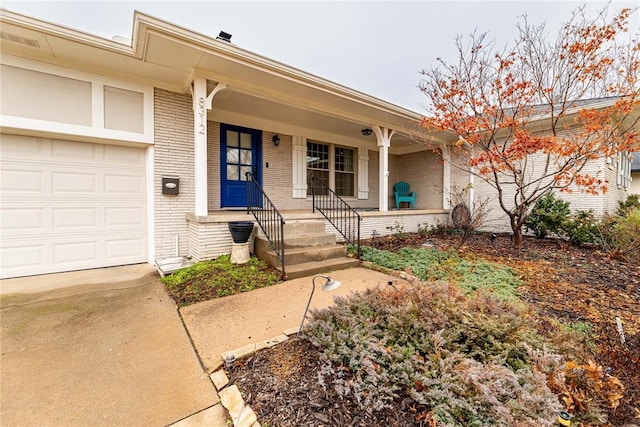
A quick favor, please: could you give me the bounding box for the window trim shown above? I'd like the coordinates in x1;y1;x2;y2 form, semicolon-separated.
617;150;631;189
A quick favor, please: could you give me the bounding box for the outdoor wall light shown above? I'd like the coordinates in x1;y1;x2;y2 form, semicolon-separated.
272;134;280;146
361;128;373;136
298;275;342;336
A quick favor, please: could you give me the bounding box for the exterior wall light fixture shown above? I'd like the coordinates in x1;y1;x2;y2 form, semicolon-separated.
361;128;373;136
272;134;280;146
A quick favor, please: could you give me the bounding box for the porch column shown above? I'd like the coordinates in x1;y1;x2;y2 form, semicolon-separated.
441;144;451;210
191;76;226;216
373;126;395;212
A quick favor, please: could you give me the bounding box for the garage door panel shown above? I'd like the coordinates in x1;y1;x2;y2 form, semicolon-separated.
54;241;98;263
0;208;45;231
52;207;98;229
0;135;147;279
0;244;46;270
106;237;146;259
104;145;145;164
104;174;144;194
52;139;97;161
0;134;44;158
52;171;98;193
1;169;44;193
105;207;144;227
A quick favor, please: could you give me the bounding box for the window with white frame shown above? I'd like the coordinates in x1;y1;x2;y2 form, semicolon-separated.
617;151;631;189
306;141;355;197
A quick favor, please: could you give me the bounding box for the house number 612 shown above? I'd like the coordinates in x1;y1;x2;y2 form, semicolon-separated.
198;97;206;135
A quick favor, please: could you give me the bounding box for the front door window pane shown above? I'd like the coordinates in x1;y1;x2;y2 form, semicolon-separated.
227;165;239;180
227;131;239;147
240;166;252;181
240;133;252;149
240;149;252;165
227;148;239;163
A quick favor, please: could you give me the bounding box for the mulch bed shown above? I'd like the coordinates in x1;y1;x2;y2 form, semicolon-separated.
230;232;640;426
231;339;421;426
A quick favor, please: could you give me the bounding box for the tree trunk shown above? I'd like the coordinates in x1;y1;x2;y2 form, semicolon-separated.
512;226;524;247
509;215;524;248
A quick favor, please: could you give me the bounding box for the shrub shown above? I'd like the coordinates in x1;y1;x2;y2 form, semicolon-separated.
599;207;640;259
304;284;563;426
448;185;491;245
386;221;407;239
564;210;599;244
616;194;640;217
525;192;571;239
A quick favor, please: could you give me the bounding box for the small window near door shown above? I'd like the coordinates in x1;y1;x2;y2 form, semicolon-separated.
306;141;355;197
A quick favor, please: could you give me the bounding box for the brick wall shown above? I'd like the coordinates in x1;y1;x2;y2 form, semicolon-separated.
153;88;194;259
262;131;297;208
207;121;221;210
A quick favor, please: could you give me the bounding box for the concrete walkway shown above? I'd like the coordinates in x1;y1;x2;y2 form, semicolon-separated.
181;267;403;372
0;265;219;427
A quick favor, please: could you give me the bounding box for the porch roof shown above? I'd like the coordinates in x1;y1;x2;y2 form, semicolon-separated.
0;9;455;151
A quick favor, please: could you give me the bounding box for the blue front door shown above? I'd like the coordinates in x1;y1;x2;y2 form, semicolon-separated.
221;124;262;208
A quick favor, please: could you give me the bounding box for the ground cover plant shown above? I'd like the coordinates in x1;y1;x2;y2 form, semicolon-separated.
305;284;565;426
360;245;521;300
161;254;281;306
231;232;639;426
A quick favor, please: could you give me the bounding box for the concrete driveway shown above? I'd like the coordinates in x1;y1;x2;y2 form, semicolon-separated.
0;265;219;427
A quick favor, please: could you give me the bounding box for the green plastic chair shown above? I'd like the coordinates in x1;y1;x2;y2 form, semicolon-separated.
394;181;415;208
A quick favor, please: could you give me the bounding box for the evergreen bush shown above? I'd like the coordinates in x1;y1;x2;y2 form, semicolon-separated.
524;192;571;239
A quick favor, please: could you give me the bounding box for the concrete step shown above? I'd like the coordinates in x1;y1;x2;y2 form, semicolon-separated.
283;220;327;237
283;234;336;248
255;220;326;239
281;258;360;280
261;244;347;267
254;233;336;251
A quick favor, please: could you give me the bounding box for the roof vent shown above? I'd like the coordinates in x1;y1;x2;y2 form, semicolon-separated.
0;31;40;48
216;31;232;43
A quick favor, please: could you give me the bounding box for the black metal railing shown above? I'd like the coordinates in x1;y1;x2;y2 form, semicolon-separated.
246;172;286;278
311;176;361;258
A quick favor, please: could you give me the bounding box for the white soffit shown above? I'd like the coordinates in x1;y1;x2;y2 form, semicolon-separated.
144;32;204;73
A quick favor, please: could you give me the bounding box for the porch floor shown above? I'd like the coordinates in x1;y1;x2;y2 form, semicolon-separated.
191;208;449;223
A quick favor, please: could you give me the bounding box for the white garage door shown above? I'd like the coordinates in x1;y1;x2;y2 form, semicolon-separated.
0;135;148;279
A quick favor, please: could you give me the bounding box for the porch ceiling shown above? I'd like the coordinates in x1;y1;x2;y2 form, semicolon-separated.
211;88;423;152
